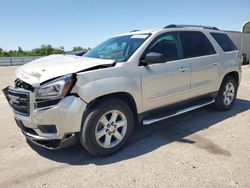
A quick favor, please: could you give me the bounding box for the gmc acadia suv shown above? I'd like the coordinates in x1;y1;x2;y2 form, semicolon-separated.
3;24;242;156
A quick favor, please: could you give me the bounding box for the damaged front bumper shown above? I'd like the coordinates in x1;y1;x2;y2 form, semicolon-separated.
15;118;78;149
3;86;87;149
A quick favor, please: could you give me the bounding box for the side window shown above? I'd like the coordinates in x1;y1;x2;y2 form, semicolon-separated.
181;31;216;58
210;33;237;52
144;32;183;62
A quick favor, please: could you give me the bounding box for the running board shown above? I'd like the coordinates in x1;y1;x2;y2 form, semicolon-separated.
143;99;215;125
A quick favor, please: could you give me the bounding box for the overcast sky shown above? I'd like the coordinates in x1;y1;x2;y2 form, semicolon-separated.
1;0;249;50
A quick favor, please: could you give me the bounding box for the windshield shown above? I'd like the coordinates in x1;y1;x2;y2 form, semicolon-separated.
84;34;150;62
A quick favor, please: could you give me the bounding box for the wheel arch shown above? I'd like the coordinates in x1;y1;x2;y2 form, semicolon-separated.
223;71;239;85
85;92;139;124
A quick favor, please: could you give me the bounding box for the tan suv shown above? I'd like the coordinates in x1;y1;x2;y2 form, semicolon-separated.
3;24;242;156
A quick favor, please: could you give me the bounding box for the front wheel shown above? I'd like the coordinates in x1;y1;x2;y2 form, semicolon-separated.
213;76;238;110
80;99;134;157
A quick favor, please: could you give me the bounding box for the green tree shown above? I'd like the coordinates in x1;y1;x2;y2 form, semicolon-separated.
0;48;3;57
0;45;89;57
18;46;23;52
72;46;84;51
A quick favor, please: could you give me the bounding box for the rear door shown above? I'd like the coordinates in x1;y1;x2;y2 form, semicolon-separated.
180;31;220;98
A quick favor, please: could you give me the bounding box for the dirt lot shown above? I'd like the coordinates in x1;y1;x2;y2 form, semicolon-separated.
0;65;250;188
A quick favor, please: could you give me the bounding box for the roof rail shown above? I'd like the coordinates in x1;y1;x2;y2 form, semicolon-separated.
130;29;140;32
164;24;219;30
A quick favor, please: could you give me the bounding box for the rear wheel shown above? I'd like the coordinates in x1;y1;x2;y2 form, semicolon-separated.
80;99;134;157
213;76;238;110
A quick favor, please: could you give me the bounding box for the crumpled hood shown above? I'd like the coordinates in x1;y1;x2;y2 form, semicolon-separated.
16;55;115;87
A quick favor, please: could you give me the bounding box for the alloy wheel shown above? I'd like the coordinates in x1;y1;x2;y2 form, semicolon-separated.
95;110;127;148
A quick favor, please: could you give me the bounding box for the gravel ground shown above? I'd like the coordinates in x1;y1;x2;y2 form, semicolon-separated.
0;65;250;188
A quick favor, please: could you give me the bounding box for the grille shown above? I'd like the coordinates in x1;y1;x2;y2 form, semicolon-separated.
7;89;30;116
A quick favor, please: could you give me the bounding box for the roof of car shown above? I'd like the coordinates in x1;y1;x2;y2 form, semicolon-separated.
117;25;226;37
117;29;159;36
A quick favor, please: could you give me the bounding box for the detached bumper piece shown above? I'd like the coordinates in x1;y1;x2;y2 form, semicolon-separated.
15;119;78;150
25;133;78;150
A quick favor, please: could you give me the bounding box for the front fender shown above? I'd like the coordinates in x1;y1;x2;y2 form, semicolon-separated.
74;76;143;113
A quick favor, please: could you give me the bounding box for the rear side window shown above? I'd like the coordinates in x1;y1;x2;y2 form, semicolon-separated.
181;31;216;58
210;33;237;52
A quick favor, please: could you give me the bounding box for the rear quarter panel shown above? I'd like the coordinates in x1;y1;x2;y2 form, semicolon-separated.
217;50;242;90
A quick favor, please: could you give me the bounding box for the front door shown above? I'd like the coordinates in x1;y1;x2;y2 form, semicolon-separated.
140;32;191;112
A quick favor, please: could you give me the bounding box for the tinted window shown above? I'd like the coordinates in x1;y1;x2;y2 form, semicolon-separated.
210;33;237;52
143;32;183;62
181;31;216;58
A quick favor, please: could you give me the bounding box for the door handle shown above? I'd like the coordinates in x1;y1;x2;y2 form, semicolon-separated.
179;67;188;72
212;62;219;66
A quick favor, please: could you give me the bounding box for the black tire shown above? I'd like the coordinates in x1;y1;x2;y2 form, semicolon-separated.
80;99;134;157
213;76;238;111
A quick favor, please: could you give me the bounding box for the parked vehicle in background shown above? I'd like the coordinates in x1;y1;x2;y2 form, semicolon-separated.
3;24;242;157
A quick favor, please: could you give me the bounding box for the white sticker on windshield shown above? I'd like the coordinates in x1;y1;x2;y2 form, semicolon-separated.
131;35;149;39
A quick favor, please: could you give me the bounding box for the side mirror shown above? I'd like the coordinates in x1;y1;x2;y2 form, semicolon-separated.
140;52;164;66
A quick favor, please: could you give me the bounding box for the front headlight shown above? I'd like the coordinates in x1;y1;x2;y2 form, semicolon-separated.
35;75;74;100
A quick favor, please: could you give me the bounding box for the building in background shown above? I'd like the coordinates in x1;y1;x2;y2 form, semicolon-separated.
226;21;250;64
